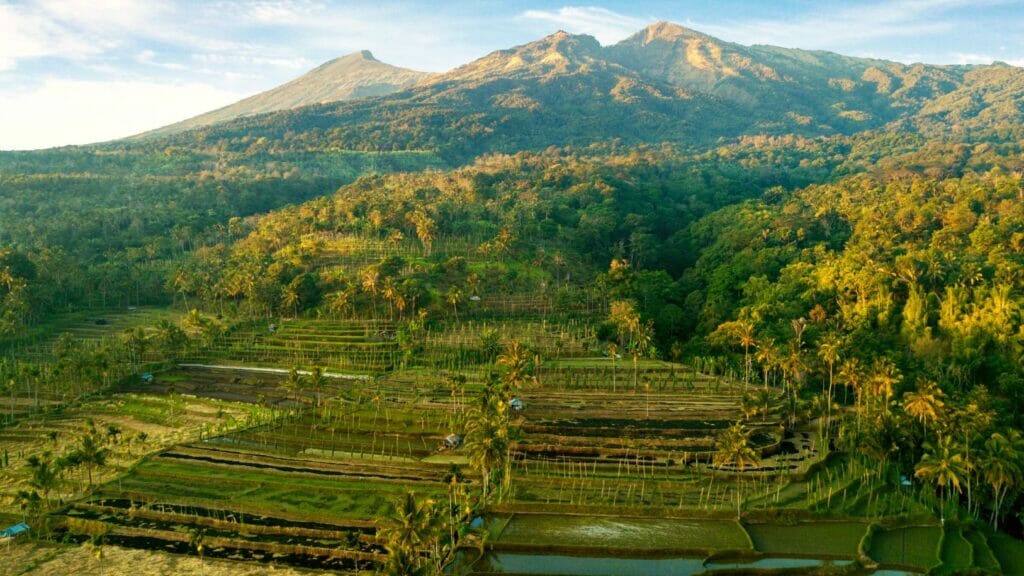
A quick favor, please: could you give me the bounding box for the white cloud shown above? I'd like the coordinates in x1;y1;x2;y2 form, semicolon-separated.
136;49;187;70
0;2;102;70
688;0;1012;51
952;52;1024;66
240;0;322;25
193;52;311;70
0;79;242;150
35;0;169;32
520;6;654;45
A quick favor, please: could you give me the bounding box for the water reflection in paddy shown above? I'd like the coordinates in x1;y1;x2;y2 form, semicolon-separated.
464;553;919;575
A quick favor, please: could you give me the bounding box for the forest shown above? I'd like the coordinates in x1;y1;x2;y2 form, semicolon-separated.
3;21;1024;576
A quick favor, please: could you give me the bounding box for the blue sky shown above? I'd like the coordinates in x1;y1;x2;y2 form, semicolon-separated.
1;0;1022;150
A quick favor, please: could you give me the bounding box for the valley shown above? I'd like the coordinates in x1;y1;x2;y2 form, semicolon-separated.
1;13;1024;576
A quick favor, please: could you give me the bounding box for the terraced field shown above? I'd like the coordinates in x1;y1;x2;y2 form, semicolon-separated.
0;307;182;360
209;319;399;372
0;392;264;516
56;368;464;571
25;354;1023;575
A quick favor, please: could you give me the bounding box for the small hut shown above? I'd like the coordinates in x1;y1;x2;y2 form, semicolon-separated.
441;434;463;450
0;522;29;539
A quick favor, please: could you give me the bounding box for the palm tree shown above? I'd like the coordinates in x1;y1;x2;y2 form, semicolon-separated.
87;522;110;576
447;286;462;322
64;423;108;489
754;338;777;390
607;342;618;392
121;326;148;374
915;435;969;523
713;422;761;518
740;393;760;422
630;321;653;393
782;350;806;427
817;334;841;429
979;430;1023;529
382;277;398;320
497;341;532;401
284;366;304;410
309;366;325;409
189;527;207;572
737;322;756;391
281;284;300;317
869;358;901;418
26;452;60;509
380;547;429;576
15;490;42;522
361;267;380;318
380;491;439;552
902;380;945;441
465;399;509;499
809;394;839;449
325;289;352;318
407;211;436;256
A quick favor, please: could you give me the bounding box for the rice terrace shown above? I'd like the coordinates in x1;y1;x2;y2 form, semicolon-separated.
3;2;1024;576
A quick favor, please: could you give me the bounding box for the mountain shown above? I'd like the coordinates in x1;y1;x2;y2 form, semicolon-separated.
134;23;1024;160
144;50;434;137
149;31;745;160
606;22;970;130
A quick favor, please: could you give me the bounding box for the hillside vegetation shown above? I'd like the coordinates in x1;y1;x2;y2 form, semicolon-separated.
1;19;1024;576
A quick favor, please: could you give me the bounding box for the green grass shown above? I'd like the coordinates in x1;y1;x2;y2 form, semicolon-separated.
745;521;868;557
937;528;973;573
987;531;1024;576
868;526;942;571
964;528;1001;572
113;457;440;521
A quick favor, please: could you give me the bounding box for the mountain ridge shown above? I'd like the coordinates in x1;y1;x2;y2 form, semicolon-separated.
137;22;1023;155
142;50;435;138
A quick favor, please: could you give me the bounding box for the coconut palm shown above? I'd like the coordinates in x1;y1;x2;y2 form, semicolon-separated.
754;338;777;390
979;430;1024;529
607;342;619;392
308;366;325;409
26;452;60;508
817;334;841;431
497;341;532;401
63;422;108;489
837;358;864;426
379;489;451;576
189;527;207;571
284;366;304;412
325;289;352;318
447;286;462;322
630;321;653;393
713;422;761;518
379;491;439;554
915;435;969;523
361;267;380;317
902;380;945;441
381;277;398;320
737;321;756;390
465;399;509;499
868;358;901;418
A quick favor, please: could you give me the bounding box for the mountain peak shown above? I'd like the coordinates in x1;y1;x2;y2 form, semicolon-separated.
435;29;602;83
329;50;380;65
527;29;601;55
141;51;433;137
640;21;707;42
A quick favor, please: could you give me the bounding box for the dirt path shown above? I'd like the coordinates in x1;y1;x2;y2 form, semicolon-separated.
8;541;330;576
178;364;370;381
